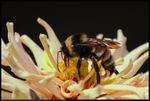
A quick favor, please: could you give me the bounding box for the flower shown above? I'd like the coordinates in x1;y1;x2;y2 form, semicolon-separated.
1;18;149;100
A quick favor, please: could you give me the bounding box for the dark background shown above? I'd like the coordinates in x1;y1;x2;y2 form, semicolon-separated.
1;1;149;73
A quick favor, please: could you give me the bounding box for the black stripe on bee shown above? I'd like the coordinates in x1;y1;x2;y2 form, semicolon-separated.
103;51;111;62
103;55;114;67
97;48;107;60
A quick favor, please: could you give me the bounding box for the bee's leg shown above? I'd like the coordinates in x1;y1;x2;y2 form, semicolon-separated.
91;56;100;84
77;58;82;78
64;55;67;68
114;69;119;74
108;64;119;75
91;53;99;60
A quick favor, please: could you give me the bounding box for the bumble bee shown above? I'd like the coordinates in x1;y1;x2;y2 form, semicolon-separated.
58;33;120;84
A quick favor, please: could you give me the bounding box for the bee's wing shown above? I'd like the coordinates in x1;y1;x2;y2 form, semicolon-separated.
76;38;105;47
76;38;120;49
102;39;121;49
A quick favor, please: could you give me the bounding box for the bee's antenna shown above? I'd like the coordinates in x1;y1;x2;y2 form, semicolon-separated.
57;51;62;72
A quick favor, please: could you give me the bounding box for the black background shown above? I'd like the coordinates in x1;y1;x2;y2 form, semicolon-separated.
1;1;149;73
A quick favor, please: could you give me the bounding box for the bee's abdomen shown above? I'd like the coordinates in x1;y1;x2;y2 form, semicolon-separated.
96;49;115;71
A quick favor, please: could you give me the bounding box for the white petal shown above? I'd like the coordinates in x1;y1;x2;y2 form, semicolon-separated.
123;51;149;78
39;34;57;71
82;84;101;99
125;42;149;61
21;35;54;71
112;29;128;60
37;17;61;62
6;22;39;74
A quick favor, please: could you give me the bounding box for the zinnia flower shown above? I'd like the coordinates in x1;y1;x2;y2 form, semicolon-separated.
1;18;149;100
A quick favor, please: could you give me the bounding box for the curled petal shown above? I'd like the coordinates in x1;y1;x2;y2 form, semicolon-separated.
61;80;79;99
